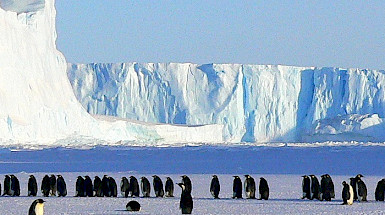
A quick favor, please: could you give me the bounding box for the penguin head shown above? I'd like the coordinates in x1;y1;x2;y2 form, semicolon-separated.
36;199;45;204
233;176;239;179
342;181;347;185
166;177;171;180
301;175;308;178
29;175;34;178
244;174;250;178
309;175;315;178
152;175;158;178
212;175;218;178
260;177;265;180
356;174;364;179
57;175;62;178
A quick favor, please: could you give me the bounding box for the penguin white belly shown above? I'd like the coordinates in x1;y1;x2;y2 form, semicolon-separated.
246;191;251;198
35;203;44;215
348;185;354;205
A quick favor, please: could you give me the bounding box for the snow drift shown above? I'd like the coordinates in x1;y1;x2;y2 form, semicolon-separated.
0;0;223;146
68;63;385;143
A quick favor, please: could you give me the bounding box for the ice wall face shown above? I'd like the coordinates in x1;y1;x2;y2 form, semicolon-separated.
68;63;385;143
0;0;223;146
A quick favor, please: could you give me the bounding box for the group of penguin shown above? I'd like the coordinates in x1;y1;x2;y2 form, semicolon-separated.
301;174;383;205
230;175;269;200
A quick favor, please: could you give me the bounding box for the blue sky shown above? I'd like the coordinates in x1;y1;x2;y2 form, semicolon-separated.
56;1;385;69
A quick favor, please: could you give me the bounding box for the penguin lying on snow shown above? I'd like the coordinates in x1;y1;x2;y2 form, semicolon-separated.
126;200;141;212
28;199;45;215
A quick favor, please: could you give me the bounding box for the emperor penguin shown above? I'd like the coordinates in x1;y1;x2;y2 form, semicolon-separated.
10;175;20;196
165;177;174;197
375;179;385;201
140;176;151;197
3;175;11;196
28;199;45;215
121;177;130;198
349;177;358;201
102;175;111;197
320;174;335;201
0;180;1;196
129;176;140;197
210;175;220;199
342;181;353;205
309;175;320;200
93;176;103;197
109;176;118;197
355;174;367;202
244;175;256;199
126;200;141;212
178;183;193;214
232;176;243;199
75;176;85;197
49;175;57;196
28;175;38;197
259;177;269;200
153;175;164;197
301;175;311;199
84;176;93;197
56;175;67;197
41;175;50;197
181;175;192;194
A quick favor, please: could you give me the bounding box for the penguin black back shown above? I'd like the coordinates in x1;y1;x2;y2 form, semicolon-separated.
41;175;50;197
3;175;10;196
49;175;56;196
28;175;38;197
56;175;67;197
320;174;334;201
140;177;150;197
309;175;320;200
84;176;93;197
259;177;269;200
355;174;367;202
102;175;111;197
181;175;192;194
349;177;357;201
28;199;45;215
301;175;311;199
210;175;220;199
178;183;193;214
375;179;385;201
129;176;140;197
109;177;118;197
165;177;174;197
10;175;20;196
232;176;242;199
121;177;130;198
75;176;85;197
94;176;103;197
153;175;164;197
126;200;141;212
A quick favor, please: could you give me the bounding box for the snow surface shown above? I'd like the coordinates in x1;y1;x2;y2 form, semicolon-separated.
68;63;385;143
0;0;223;146
1;146;385;214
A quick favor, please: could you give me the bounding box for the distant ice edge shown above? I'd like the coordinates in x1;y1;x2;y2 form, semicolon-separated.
68;63;385;143
0;0;223;147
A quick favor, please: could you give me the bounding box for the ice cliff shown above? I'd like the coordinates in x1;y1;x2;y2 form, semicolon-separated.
0;0;222;146
68;63;385;143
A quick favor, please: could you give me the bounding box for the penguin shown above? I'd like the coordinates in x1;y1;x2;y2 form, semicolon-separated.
375;179;385;201
165;177;174;197
121;177;130;198
93;176;103;197
259;177;269;200
301;175;311;199
309;175;320;200
153;175;164;197
355;174;367;202
84;176;93;197
244;175;256;199
75;176;85;197
3;175;11;196
178;183;193;214
126;200;141;212
129;176;140;197
320;174;335;201
181;175;192;194
140;176;150;197
0;180;1;196
210;175;220;199
28;199;45;215
232;176;242;199
49;175;57;196
102;175;111;197
10;175;20;196
109;176;118;197
342;181;353;205
28;175;38;197
56;175;67;197
349;177;358;201
41;175;50;197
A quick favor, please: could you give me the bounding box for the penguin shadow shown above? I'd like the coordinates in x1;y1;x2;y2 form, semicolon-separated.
114;209;150;214
274;198;347;205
